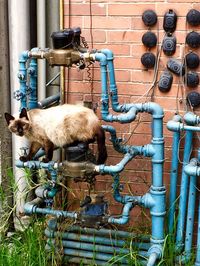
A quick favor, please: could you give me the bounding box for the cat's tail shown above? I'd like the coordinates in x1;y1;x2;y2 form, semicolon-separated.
95;126;107;164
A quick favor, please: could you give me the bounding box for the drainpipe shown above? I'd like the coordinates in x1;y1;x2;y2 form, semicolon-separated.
46;0;60;98
176;130;193;250
8;0;30;230
167;117;194;250
184;158;198;260
195;197;200;266
168;115;182;233
37;0;46;101
0;0;13;230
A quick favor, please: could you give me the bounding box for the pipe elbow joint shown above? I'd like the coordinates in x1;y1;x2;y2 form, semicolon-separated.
24;202;37;215
145;102;164;118
19;50;30;61
167;120;182;132
147;245;162;265
184;112;200;126
94;53;107;66
184;162;199;177
101;49;114;60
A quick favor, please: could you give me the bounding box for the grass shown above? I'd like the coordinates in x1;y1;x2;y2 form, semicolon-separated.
0;217;196;266
0;219;49;266
0;169;196;265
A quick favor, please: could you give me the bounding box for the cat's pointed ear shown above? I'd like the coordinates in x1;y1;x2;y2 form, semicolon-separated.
4;113;15;125
20;108;29;120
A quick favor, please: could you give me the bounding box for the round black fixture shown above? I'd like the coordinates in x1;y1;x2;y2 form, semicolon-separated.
142;32;157;48
185;52;200;69
142;10;157;26
141;52;156;69
158;70;173;92
162;34;176;56
163;9;177;33
186;31;200;48
72;27;81;45
187;91;200;107
186;9;200;26
185;71;199;88
167;58;185;76
51;28;74;49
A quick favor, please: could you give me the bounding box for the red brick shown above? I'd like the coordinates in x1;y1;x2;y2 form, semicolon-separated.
94;44;130;56
155;3;192;16
64;16;82;28
64;3;106;16
108;4;156;16
84;16;131;29
107;30;143;43
81;29;106;43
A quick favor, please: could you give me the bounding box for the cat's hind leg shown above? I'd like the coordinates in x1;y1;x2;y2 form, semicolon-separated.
42;140;54;163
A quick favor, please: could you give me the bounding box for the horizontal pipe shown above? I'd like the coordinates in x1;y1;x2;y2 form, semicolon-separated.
97;152;134;174
167;120;200;132
38;93;60;108
47;220;151;241
64;257;127;266
24;201;77;219
183;112;200;126
48;239;130;255
44;229;150;250
16;159;58;170
46;246;129;263
59;248;147;264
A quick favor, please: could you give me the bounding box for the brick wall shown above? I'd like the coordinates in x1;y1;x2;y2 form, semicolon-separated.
63;1;200;228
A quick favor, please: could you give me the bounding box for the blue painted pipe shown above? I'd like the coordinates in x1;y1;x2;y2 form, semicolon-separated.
98;152;135;174
64;257;120;266
24;200;77;219
108;201;134;225
184;165;197;258
176;130;193;250
195;197;200;266
61;248;132;263
47;219;151;241
44;229;151;250
183;112;200;126
18;51;30;109
167;120;200;132
28;54;38;109
168;115;182;233
49;239;131;255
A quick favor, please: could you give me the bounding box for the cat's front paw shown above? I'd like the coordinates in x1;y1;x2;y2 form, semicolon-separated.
19;156;28;162
42;157;50;163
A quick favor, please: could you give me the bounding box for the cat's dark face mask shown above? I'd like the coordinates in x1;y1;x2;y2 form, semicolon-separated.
5;108;30;137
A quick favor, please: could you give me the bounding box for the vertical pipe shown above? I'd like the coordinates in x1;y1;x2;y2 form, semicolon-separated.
46;0;60;97
8;0;30;230
168;130;181;233
28;57;38;109
195;197;200;266
60;0;65;104
0;0;13;230
37;0;46;101
176;130;193;249
184;174;197;257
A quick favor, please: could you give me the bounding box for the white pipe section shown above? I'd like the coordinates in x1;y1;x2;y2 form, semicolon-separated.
8;0;30;229
37;0;46;101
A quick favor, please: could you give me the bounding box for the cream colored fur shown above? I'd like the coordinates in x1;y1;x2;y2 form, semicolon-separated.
24;104;100;147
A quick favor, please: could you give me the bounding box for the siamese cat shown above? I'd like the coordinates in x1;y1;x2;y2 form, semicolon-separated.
5;104;107;164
